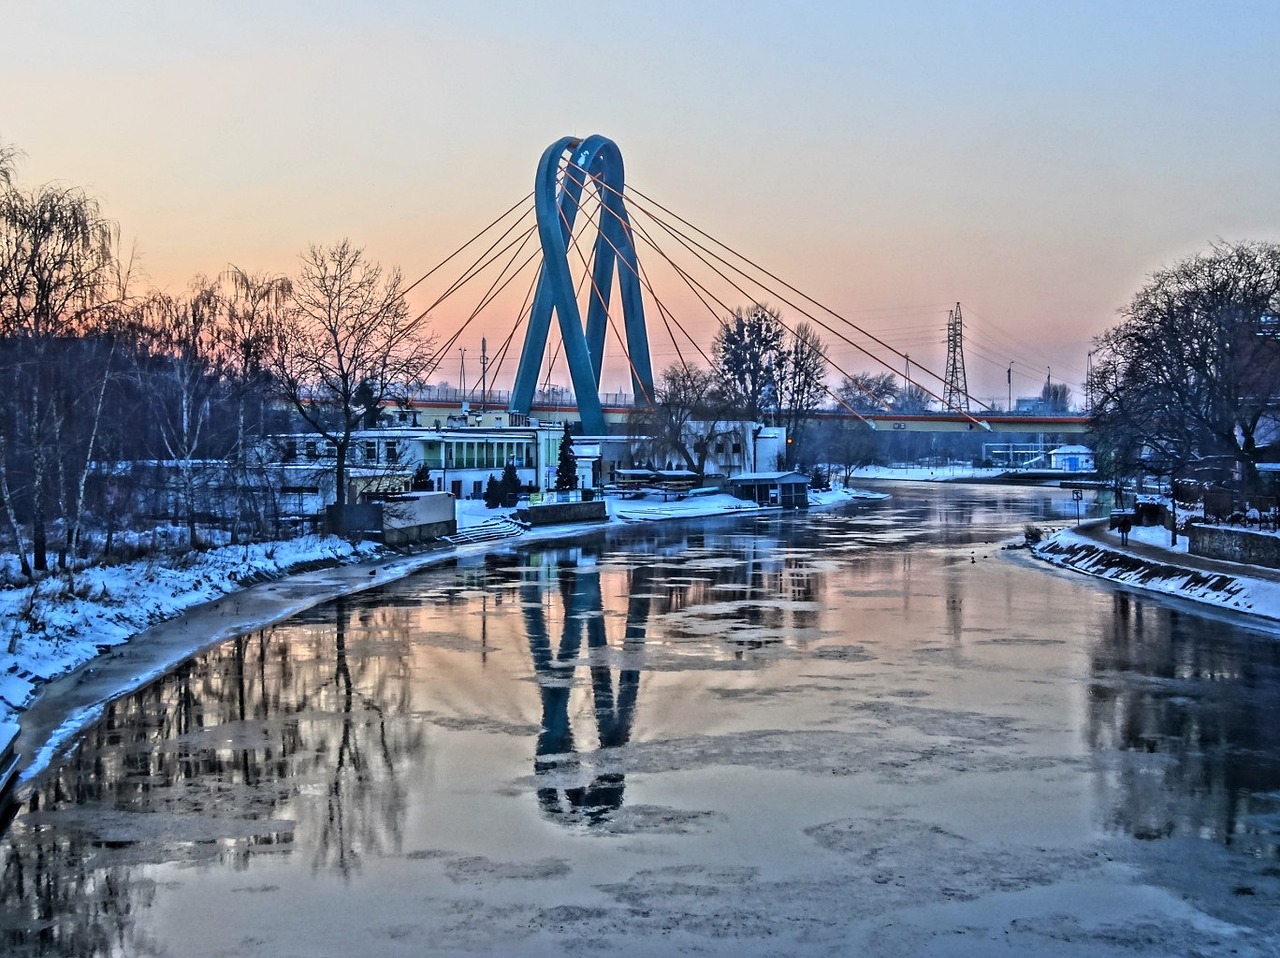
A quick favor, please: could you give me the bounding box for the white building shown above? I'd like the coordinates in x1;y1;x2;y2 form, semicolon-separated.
1048;445;1095;472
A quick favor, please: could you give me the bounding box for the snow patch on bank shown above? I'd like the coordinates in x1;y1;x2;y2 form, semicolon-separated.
1031;527;1280;622
0;535;383;722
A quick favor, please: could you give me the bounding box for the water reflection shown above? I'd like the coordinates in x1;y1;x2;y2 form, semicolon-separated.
2;485;1279;957
0;595;421;956
520;548;646;824
1088;591;1280;856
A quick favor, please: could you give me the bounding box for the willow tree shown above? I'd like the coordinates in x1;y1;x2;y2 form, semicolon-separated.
273;241;432;515
0;180;118;572
218;266;291;539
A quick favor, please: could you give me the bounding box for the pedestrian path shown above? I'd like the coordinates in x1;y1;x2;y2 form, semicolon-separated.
1072;518;1280;584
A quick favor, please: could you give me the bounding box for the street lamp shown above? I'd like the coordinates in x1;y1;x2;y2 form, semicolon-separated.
1007;362;1012;412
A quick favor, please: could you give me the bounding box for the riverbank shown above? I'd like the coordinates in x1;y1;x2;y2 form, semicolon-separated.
1031;519;1280;623
1;486;879;782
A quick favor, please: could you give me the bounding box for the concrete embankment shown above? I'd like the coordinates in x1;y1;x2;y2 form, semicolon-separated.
1031;520;1280;624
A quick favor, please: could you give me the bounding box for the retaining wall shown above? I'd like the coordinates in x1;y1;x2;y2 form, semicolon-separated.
1188;524;1280;569
520;500;608;527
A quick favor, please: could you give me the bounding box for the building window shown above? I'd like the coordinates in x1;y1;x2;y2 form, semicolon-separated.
732;443;742;454
305;439;318;460
282;438;297;462
386;441;399;463
365;440;378;461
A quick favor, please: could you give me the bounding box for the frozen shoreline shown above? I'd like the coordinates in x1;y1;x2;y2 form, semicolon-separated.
13;483;1279;790
1031;520;1280;627
0;487;879;781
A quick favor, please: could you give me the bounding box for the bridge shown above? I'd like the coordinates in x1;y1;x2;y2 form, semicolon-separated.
406;135;1087;437
393;388;1088;436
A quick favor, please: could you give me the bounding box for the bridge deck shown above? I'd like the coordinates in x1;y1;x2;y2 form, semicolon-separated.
395;398;1088;434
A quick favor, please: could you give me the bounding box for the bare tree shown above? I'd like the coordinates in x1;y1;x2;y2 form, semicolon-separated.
273;241;432;516
629;363;737;475
813;417;882;484
0;139;19;188
217;266;291;540
1091;240;1280;494
1041;379;1072;413
776;321;828;467
836;371;898;413
140;277;223;547
896;383;933;414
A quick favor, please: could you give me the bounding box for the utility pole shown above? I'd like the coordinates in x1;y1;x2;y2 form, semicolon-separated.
1085;351;1094;414
1007;362;1013;412
942;302;970;413
480;337;488;413
459;347;467;402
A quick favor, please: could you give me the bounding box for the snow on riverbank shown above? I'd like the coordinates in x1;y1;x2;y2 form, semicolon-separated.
2;487;886;731
1032;523;1280;622
846;463;1010;482
0;535;385;721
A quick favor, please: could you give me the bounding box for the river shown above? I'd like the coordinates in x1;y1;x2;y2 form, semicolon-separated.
1;483;1278;956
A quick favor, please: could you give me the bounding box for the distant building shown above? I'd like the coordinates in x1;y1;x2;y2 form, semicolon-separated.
1048;445;1095;472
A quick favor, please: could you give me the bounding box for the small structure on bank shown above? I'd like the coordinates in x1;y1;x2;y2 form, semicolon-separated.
728;471;810;509
1048;445;1095;472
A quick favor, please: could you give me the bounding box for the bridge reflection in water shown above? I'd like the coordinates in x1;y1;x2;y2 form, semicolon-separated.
521;552;647;823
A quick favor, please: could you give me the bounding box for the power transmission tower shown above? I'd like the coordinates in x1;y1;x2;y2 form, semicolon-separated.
943;302;970;413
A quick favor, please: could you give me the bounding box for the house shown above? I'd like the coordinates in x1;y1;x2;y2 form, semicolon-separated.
728;471;810;509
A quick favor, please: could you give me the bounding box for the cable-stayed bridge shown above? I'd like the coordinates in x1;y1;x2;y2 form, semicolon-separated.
404;135;1088;436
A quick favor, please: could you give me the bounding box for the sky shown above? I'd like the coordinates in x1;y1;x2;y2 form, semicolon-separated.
4;0;1279;406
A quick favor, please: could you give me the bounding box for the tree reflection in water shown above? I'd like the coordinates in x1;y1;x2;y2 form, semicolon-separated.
0;595;420;957
1088;591;1280;857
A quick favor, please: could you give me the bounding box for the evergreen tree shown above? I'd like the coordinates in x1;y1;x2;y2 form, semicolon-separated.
555;422;578;491
500;461;521;506
483;473;501;509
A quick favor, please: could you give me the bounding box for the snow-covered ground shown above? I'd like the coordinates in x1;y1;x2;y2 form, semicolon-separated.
844;463;1011;482
1;486;885;731
0;535;385;723
1032;520;1280;622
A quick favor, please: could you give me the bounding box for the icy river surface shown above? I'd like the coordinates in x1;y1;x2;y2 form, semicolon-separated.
3;484;1280;956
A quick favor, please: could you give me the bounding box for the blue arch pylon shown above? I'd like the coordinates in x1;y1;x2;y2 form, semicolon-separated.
509;135;654;435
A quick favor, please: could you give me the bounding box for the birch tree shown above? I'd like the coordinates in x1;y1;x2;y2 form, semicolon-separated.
141;277;222;547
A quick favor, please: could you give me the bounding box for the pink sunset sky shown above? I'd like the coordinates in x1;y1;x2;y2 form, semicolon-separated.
4;1;1278;406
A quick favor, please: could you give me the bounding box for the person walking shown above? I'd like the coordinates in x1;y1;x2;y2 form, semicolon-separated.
1118;515;1132;546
